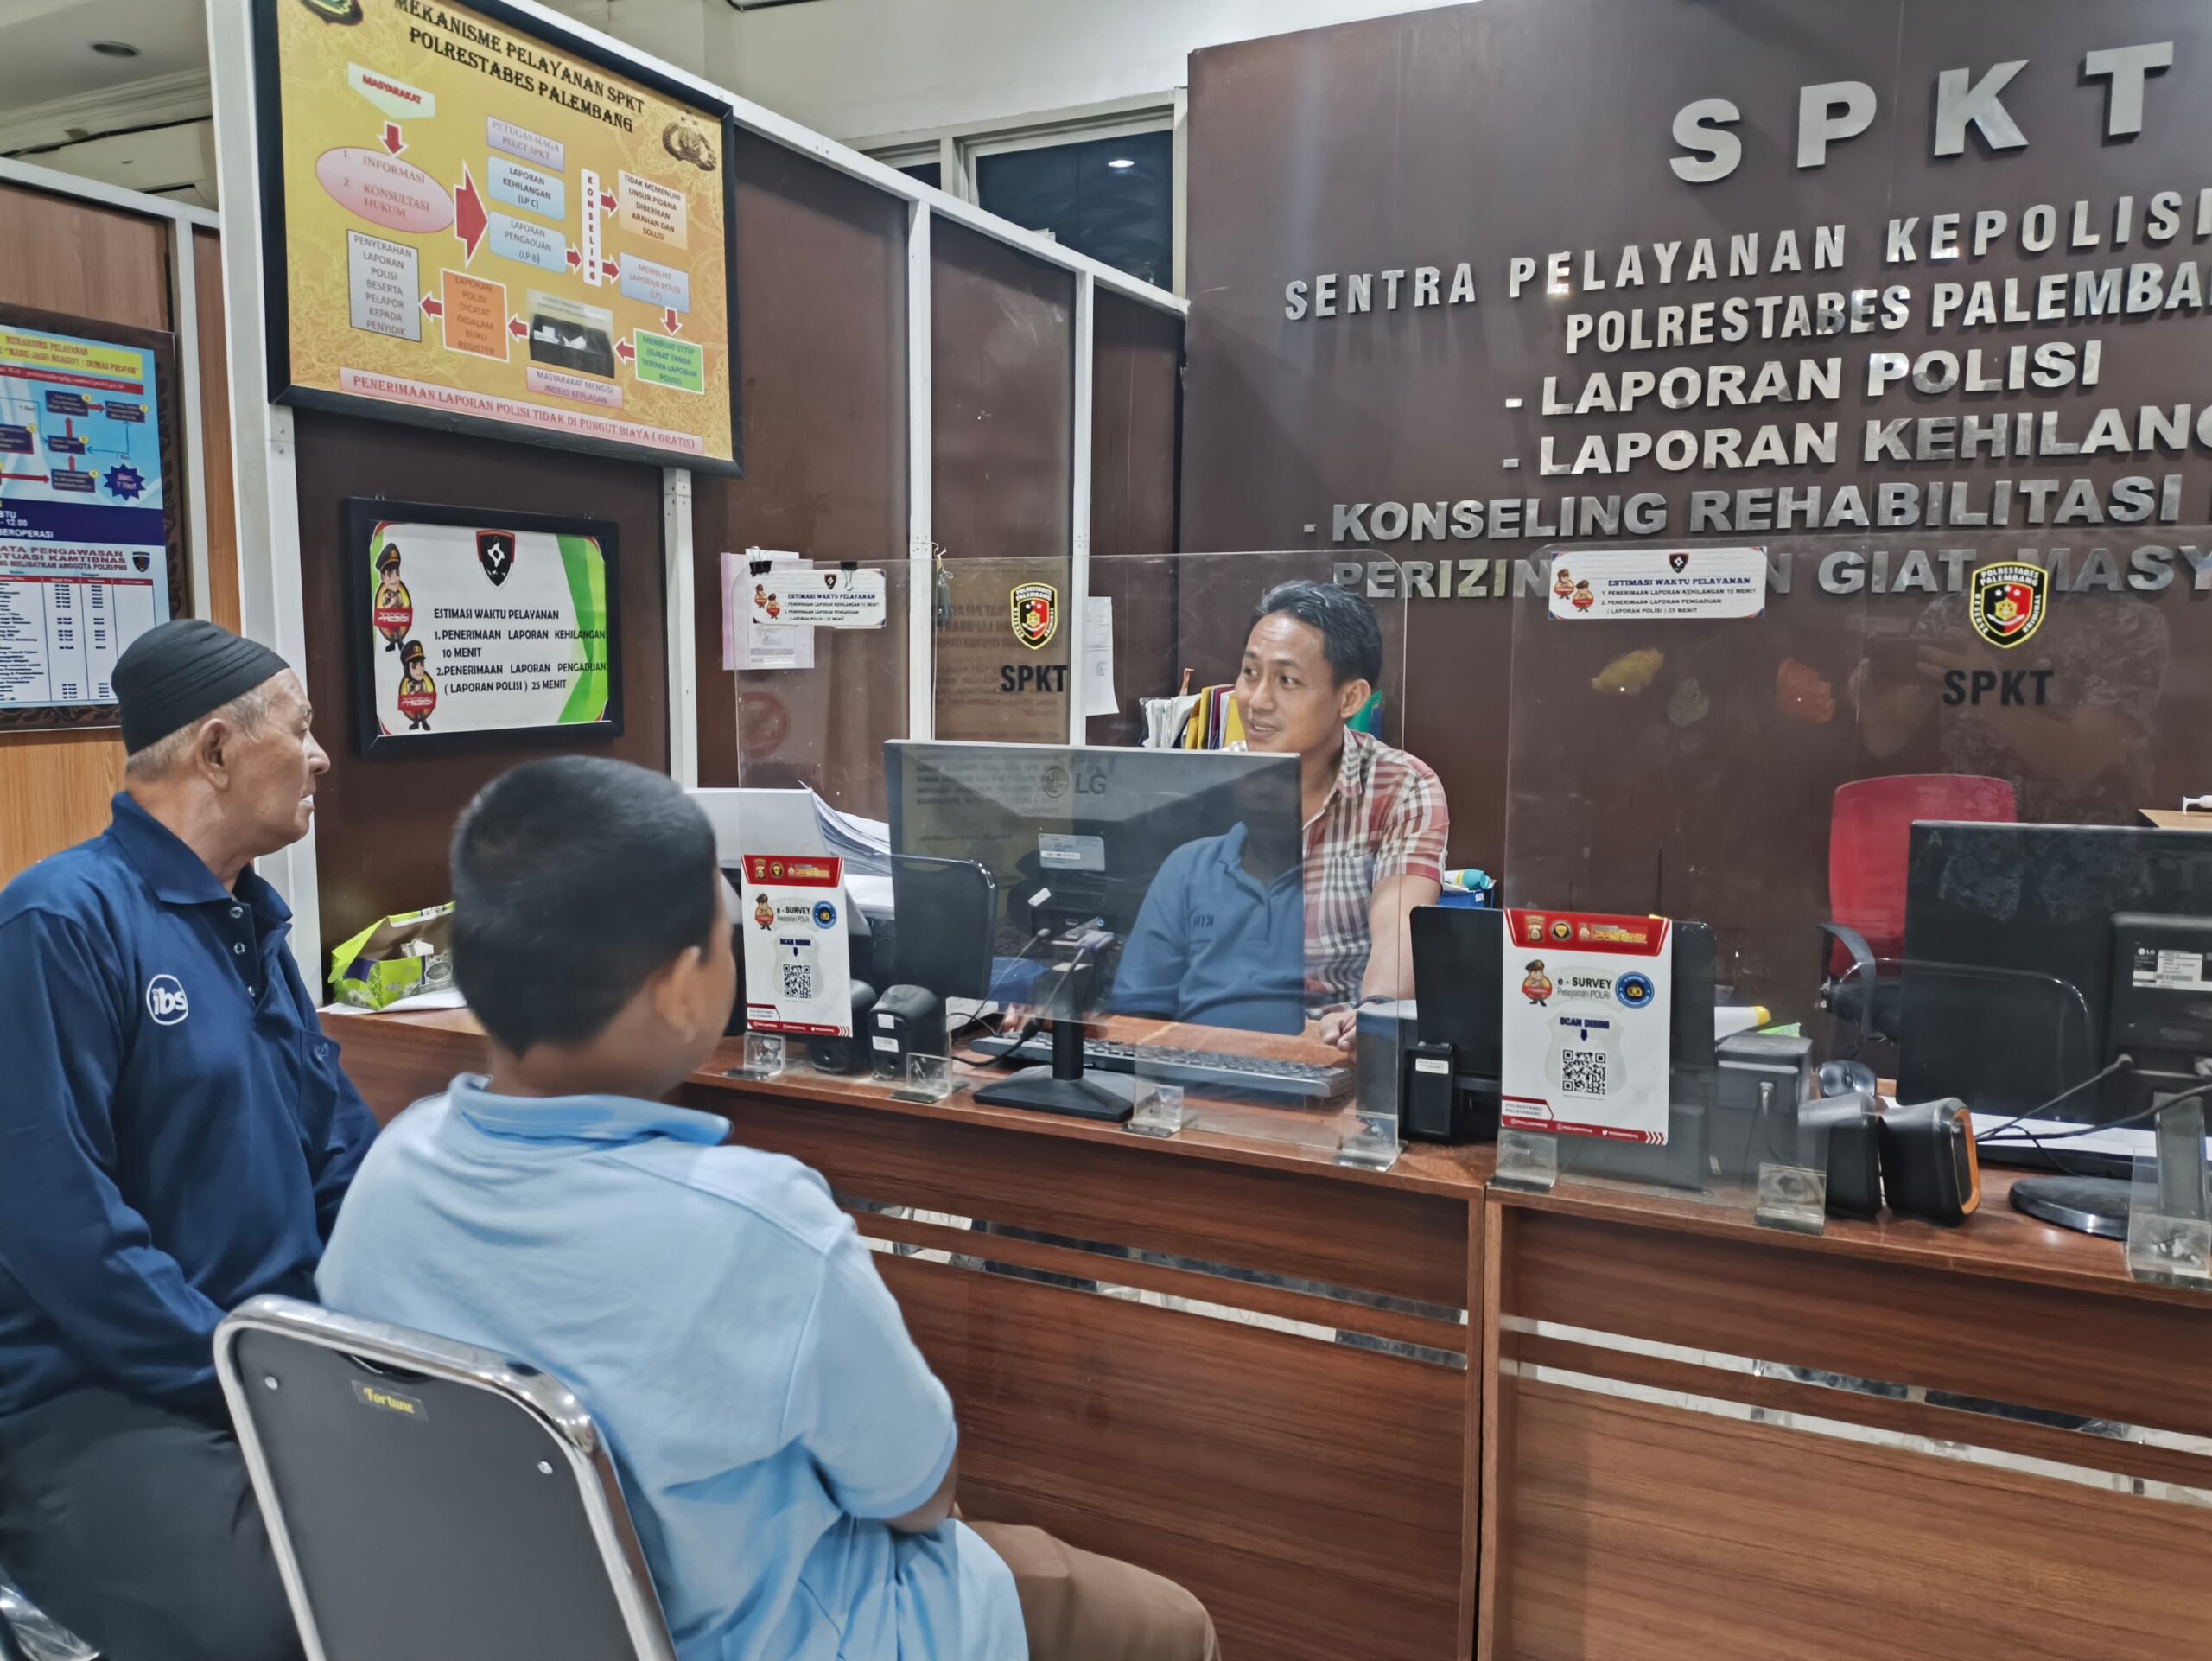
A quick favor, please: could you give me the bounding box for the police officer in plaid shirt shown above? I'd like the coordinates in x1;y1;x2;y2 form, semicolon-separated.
1114;581;1449;1047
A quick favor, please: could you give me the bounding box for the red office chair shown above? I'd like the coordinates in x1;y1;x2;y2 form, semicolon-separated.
1819;775;2017;1038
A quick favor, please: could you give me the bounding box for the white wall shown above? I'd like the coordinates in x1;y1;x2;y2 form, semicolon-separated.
706;0;1473;143
538;0;710;76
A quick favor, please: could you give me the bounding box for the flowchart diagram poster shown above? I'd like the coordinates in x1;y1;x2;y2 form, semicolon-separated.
260;0;736;470
0;324;170;713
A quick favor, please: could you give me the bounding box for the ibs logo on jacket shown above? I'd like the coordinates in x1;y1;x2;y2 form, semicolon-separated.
145;974;190;1026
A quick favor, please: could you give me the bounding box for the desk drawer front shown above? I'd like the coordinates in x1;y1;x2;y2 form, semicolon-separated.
1483;1206;2212;1661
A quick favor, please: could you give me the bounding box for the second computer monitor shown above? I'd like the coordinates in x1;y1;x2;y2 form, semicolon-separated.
1898;821;2212;1124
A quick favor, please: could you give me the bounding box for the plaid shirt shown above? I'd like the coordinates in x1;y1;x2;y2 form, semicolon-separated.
1236;729;1450;1006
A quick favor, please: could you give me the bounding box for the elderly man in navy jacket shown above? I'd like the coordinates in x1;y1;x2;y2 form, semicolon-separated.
0;620;375;1661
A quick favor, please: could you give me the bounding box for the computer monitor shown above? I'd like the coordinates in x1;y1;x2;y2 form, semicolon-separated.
887;741;1300;933
884;741;1305;1118
1898;823;2212;1131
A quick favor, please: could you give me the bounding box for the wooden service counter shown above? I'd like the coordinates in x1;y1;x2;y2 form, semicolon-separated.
328;1008;1493;1661
1478;1174;2212;1661
328;1009;2212;1660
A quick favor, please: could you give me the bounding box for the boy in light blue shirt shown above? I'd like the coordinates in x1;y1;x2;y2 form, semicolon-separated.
318;757;1216;1661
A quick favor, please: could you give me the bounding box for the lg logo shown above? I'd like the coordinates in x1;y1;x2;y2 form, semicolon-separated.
145;974;189;1027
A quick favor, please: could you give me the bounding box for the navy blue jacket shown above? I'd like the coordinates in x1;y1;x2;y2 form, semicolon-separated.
0;795;376;1416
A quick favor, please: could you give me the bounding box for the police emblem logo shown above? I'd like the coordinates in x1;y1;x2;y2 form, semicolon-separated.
1968;561;2048;650
1010;582;1059;651
1669;552;1689;573
476;531;517;587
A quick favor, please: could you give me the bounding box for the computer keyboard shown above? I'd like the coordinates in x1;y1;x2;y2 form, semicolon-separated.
970;1033;1351;1103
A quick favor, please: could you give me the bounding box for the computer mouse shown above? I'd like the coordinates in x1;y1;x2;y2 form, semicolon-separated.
1817;1058;1879;1098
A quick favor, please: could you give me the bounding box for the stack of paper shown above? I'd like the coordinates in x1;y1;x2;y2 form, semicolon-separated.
812;792;892;876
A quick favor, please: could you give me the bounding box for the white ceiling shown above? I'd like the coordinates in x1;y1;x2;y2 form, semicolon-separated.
0;0;209;138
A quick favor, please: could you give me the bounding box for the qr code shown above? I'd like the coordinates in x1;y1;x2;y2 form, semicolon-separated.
780;961;815;1002
1560;1047;1608;1098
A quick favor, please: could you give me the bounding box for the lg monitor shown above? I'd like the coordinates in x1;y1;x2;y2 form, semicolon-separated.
884;741;1306;1119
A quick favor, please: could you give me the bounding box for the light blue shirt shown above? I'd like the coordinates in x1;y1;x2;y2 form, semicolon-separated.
317;1078;1024;1661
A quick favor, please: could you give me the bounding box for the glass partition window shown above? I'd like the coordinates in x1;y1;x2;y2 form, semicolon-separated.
728;550;1419;1164
1491;531;2212;1212
725;556;910;818
1503;532;2209;1017
973;129;1173;290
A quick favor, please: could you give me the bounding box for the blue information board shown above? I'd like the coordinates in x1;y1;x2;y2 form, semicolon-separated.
0;321;172;711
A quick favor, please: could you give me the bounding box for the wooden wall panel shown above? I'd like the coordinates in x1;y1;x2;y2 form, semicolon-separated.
0;183;175;878
898;1257;1467;1661
0;733;124;875
930;220;1073;743
1497;1382;2212;1661
1510;1210;2212;1438
0;181;170;329
1089;290;1179;563
931;219;1072;563
1086;291;1180;746
193;226;239;636
693;134;908;806
293;409;667;951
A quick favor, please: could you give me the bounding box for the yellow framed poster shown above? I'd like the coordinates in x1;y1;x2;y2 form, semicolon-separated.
254;0;739;472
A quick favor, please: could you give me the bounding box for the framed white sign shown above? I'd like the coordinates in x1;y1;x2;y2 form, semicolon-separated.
348;498;620;754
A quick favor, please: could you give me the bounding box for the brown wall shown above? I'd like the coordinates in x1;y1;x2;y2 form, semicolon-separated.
0;182;231;880
931;219;1074;563
931;219;1075;742
1180;0;2212;1002
294;409;667;950
1087;290;1183;743
695;133;909;808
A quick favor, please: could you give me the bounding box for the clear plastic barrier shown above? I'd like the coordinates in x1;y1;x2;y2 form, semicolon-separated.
732;550;1419;1166
724;554;911;817
1504;532;2208;1018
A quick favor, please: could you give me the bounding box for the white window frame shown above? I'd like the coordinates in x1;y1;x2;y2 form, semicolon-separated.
862;93;1186;295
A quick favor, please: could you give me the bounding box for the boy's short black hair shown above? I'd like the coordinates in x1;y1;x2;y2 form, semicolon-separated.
1251;579;1384;689
450;756;720;1056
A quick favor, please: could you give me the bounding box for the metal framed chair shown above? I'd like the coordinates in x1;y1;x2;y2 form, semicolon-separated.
214;1296;676;1661
0;1571;97;1661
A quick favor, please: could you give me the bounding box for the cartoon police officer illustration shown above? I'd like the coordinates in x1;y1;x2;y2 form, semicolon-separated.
396;639;436;732
1521;959;1554;1005
372;544;411;652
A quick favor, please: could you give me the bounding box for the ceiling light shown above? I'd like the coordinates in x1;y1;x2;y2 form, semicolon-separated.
91;41;141;58
1107;157;1135;169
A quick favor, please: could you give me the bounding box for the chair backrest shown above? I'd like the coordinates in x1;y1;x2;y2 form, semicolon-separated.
1828;774;2018;961
0;1567;95;1661
216;1295;676;1661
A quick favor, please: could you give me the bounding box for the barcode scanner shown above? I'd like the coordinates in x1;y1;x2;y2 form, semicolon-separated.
807;982;879;1075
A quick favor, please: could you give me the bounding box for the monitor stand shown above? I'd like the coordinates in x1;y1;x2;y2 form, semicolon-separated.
973;1015;1135;1123
2010;1175;2130;1239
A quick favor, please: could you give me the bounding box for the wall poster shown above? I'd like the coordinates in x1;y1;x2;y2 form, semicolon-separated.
346;497;620;754
0;306;182;731
257;0;739;471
